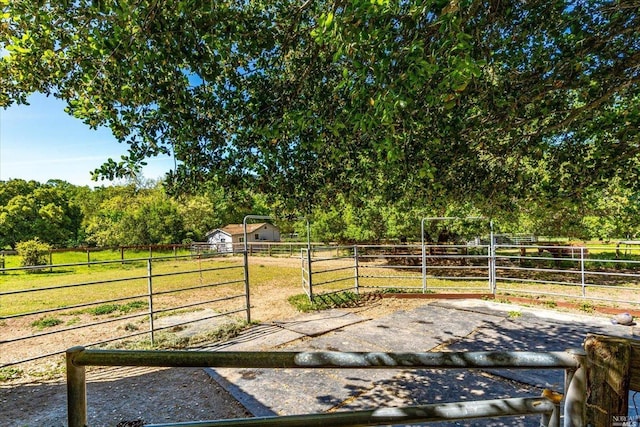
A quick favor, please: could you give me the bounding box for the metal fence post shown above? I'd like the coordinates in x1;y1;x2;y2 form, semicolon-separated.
491;242;497;295
493;246;497;294
147;259;155;345
307;247;313;301
580;247;586;297
540;391;561;427
301;249;306;298
421;220;427;293
243;247;251;323
242;233;252;324
66;346;87;427
563;348;587;427
354;245;360;295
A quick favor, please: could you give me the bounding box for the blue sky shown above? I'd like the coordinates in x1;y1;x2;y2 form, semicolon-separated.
0;93;175;187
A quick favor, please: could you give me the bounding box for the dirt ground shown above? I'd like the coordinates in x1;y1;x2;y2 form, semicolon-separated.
0;255;429;427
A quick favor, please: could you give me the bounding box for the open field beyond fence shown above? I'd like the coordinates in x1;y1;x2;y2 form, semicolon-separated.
0;253;303;378
3;242;640;381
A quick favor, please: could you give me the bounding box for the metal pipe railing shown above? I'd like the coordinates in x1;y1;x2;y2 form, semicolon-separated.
2;254;248;368
141;397;559;427
305;243;640;307
66;347;584;427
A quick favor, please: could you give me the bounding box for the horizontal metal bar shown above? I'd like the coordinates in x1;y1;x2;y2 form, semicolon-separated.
2;346;72;368
416;286;489;291
311;245;353;250
573;293;640;304
359;275;422;280
312;287;354;298
359;253;423;258
69;349;579;369
152;280;245;297
144;396;555;427
356;245;424;249
310;256;355;263
496;255;582;264
0;253;200;274
497;288;584;299
424;244;488;249
0;274;148;296
3;326;153;368
2;311;148;344
152;295;245;315
424;275;490;281
1;292;149;320
496;253;640;266
496;265;582;274
311;265;354;275
312;276;354;287
580;282;640;291
496;276;581;286
359;264;422;270
425;255;490;260
150;264;244;279
514;269;638;281
359;285;424;291
0;255;238;296
581;269;640;279
5;310;241;368
423;264;490;270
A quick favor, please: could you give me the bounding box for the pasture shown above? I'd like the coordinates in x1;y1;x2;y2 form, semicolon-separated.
2;242;640;381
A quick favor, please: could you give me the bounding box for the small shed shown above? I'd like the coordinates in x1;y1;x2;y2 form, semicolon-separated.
205;223;281;252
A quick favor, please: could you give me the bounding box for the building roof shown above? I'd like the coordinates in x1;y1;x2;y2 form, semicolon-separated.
206;223;275;237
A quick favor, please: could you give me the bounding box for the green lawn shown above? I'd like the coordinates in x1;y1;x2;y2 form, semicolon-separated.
2;244;640;319
0;255;246;317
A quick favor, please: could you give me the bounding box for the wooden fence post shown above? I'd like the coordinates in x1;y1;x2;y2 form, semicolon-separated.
584;334;634;426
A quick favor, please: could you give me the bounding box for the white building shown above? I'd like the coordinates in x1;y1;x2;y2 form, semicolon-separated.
205;223;281;252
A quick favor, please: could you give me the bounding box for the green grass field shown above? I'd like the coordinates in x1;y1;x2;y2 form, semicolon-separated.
3;243;640;320
0;250;314;319
0;252;244;317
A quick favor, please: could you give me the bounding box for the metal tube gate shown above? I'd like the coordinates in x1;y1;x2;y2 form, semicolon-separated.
66;346;587;427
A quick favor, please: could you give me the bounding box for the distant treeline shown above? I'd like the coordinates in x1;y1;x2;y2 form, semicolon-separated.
1;177;639;250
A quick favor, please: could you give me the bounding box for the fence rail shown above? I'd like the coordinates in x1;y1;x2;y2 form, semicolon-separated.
303;243;640;308
6;242;640;369
66;347;586;427
191;241;318;257
0;253;249;368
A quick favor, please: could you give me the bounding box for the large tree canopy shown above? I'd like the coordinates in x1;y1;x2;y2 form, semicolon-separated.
2;0;639;213
0;179;83;248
